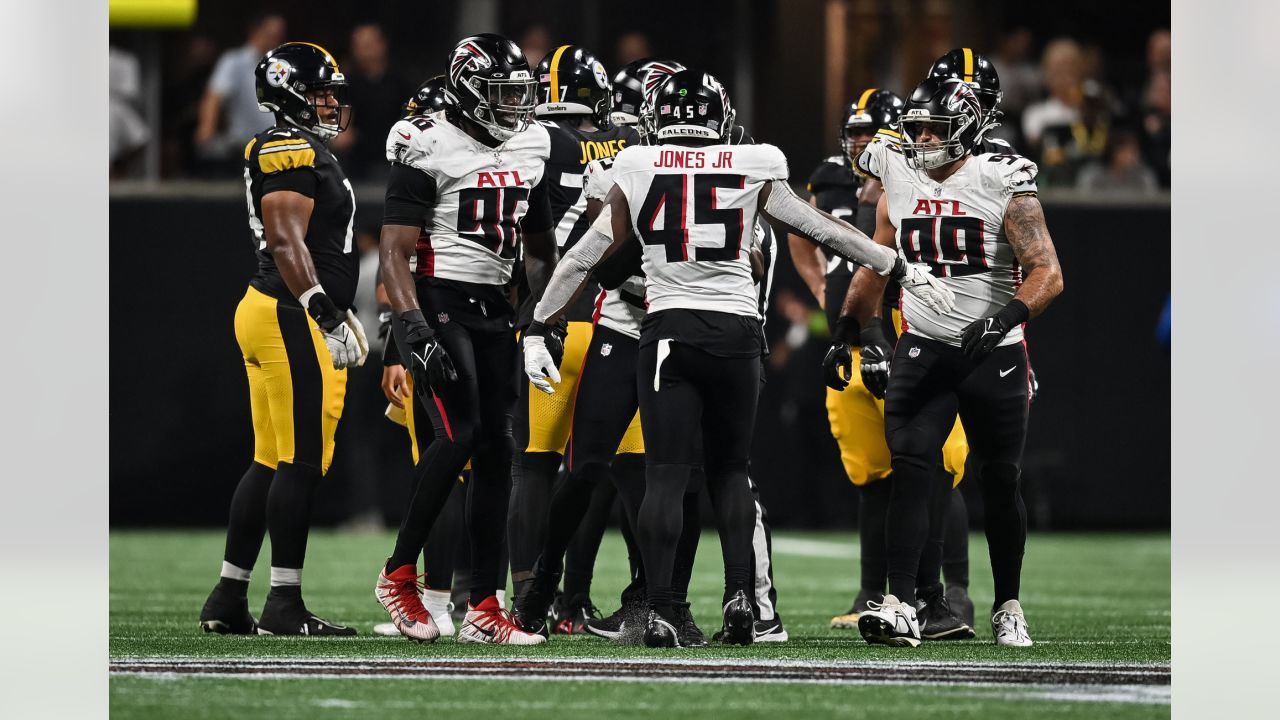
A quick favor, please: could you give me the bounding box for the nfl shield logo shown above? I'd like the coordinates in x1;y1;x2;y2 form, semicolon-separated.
908;346;921;358
601;343;613;357
437;312;450;324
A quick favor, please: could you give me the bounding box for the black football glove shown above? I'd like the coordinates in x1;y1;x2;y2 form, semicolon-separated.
401;309;457;392
859;323;893;399
959;300;1030;358
546;318;569;370
822;316;859;391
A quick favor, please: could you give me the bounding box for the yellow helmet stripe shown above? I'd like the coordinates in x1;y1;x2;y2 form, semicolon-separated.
856;87;877;113
962;48;974;82
549;45;571;103
295;41;340;73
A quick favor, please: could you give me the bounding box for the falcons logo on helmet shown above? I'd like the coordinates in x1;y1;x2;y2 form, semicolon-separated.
943;81;980;115
641;61;685;102
450;41;493;86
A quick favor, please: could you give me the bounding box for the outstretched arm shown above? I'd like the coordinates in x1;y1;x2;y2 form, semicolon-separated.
530;186;634;329
760;180;898;275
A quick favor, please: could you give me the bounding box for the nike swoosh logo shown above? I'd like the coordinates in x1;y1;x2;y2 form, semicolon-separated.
999;367;1016;377
398;131;411;140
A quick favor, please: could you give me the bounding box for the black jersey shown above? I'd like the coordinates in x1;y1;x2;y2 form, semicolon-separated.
244;126;358;310
516;119;641;326
806;154;867;327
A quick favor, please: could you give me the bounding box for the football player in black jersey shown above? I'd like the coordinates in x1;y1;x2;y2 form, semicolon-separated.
199;42;363;637
373;34;557;646
506;45;641;634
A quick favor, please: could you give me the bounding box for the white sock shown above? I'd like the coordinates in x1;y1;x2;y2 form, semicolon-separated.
220;562;252;582
423;589;452;612
270;566;302;587
496;589;507;608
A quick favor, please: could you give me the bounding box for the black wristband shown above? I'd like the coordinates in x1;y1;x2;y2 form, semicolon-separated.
526;320;549;338
889;256;906;280
833;315;861;344
995;299;1030;327
306;293;344;333
398;309;434;343
859;322;889;348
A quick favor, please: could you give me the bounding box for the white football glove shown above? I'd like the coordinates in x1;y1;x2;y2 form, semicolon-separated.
321;322;361;369
523;335;561;395
897;261;956;316
345;310;369;367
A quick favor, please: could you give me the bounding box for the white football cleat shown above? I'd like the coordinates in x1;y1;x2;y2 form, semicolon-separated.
992;599;1033;647
458;595;547;645
374;563;440;643
857;594;922;648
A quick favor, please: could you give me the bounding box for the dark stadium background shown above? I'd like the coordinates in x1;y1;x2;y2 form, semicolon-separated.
109;0;1171;530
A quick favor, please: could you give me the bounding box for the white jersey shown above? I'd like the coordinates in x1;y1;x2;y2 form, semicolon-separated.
387;113;551;285
582;156;646;339
858;130;1038;347
611;143;788;318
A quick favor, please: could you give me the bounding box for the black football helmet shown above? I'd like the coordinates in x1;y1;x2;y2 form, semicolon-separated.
610;59;649;126
403;75;450;117
445;33;537;141
898;77;984;171
255;42;350;140
928;48;1003;133
635;59;688;142
652;69;735;143
534;45;612;125
841;88;904;160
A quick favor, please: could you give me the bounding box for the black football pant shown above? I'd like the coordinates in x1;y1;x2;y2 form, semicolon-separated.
884;333;1029;606
636;339;760;613
388;307;519;606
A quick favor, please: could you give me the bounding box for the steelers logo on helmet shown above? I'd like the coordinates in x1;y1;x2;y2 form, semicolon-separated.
266;59;292;88
592;60;609;89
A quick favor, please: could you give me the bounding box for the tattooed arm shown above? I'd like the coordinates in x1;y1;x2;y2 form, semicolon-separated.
1005;194;1064;317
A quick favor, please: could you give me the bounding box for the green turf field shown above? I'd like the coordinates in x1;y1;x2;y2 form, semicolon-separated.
110;529;1170;718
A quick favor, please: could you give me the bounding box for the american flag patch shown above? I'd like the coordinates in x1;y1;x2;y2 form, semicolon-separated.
660;104;671;113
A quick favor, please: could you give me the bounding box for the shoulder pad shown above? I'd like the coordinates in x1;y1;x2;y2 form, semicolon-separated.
748;143;789;181
255;129;316;174
854;130;901;180
977;152;1039;194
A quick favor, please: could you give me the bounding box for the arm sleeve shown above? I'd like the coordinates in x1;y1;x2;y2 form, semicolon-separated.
261;168;319;197
532;217;615;323
761;179;897;275
522;176;553;234
383;162;437;227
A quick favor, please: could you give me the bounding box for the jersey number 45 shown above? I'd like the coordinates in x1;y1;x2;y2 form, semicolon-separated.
638;174;746;263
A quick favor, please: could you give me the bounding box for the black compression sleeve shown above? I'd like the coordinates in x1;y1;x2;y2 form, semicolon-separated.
522;177;553;234
261;168;318;197
383;163;436;227
593;238;642;290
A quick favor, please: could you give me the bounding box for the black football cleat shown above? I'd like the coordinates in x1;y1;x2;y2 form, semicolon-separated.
199;583;258;635
256;588;356;637
642;609;679;648
946;584;975;628
552;593;601;635
512;557;561;636
673;602;708;648
915;586;975;641
586;594;645;641
753;614;789;643
717;590;755;646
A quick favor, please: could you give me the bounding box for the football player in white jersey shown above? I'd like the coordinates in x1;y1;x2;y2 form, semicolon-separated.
372;34;557;647
521;68;954;648
841;77;1063;648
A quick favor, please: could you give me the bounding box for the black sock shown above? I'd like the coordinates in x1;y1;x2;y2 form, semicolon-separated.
943;486;970;588
563;478;616;599
613;454;648;604
979;462;1026;606
885;459;935;604
222;461;275;574
422;476;464;590
705;466;754;603
915;467;955;595
215;577;250;597
388;436;472;572
468;435;515;605
266;462;320;572
857;478;891;596
671;491;701;604
507;451;562;589
638;463;690;609
539;461;605;576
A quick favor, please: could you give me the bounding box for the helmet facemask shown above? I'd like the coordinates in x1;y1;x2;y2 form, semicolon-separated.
900;112;975;170
841;119;875;162
457;72;538;141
